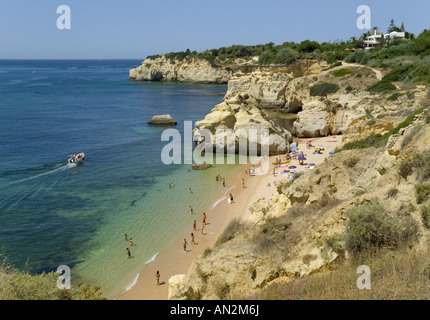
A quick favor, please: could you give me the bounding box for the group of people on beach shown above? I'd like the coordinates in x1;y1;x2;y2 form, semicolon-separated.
124;234;134;258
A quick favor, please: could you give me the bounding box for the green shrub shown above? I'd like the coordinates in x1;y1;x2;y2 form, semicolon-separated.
387;92;402;101
298;40;320;53
272;47;299;65
411;150;430;181
420;202;430;229
215;218;245;247
310;82;340;96
324;234;344;255
345;200;418;254
398;162;413;179
367;80;397;93
415;183;430;204
332;68;353;77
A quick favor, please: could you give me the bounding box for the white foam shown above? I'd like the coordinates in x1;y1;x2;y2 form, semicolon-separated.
224;184;236;195
210;184;236;210
121;252;158;294
145;252;158;264
211;196;226;210
122;273;140;293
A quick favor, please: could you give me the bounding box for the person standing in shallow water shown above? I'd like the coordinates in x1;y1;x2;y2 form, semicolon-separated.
126;248;131;258
183;239;188;252
191;233;195;245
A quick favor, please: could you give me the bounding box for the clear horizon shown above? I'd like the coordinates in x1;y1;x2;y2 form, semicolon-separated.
1;0;429;59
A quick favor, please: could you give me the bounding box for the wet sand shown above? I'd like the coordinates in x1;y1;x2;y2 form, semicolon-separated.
117;135;342;300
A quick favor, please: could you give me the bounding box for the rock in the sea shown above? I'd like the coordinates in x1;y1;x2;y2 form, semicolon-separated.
192;164;212;170
147;114;177;125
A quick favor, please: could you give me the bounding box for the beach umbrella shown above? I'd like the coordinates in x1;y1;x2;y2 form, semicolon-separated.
298;156;306;161
291;146;298;151
289;166;297;169
329;151;335;154
308;140;313;142
309;163;316;166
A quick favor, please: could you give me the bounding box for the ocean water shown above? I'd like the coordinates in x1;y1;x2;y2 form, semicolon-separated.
0;60;233;298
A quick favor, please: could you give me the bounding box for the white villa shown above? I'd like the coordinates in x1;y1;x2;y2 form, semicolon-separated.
364;30;406;48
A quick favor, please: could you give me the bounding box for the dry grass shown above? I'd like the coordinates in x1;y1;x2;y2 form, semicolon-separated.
245;248;430;300
0;256;105;300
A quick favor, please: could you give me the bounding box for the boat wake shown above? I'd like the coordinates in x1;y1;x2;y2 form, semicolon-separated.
8;162;76;185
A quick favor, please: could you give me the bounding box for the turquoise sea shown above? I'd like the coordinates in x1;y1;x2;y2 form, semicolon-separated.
0;60;234;298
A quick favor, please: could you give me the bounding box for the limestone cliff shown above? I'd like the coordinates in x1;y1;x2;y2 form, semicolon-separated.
197;59;428;142
170;108;430;300
193;92;293;155
129;56;233;83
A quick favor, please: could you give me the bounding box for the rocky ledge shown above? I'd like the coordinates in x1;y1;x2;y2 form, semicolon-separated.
147;114;177;125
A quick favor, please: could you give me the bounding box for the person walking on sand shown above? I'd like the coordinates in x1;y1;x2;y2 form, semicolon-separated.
201;224;206;235
126;248;131;258
183;239;188;252
191;233;196;245
156;271;160;286
230;193;233;203
228;196;231;205
193;220;197;231
222;178;225;187
242;178;245;189
202;212;206;226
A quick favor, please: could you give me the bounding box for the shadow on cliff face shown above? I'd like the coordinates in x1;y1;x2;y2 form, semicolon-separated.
262;109;298;134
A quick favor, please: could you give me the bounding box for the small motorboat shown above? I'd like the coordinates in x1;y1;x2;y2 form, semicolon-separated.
68;153;85;165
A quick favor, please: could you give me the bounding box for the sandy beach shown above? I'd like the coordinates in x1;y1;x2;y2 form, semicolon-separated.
117;135;342;300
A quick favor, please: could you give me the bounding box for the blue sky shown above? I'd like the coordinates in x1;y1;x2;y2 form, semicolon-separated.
0;0;429;59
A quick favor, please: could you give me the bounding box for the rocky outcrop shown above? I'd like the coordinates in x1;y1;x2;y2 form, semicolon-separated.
192;164;212;170
193;92;293;155
224;60;326;111
130;56;233;83
147;114;177;125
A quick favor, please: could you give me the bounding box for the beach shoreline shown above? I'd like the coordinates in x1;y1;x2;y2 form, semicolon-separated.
117;136;342;300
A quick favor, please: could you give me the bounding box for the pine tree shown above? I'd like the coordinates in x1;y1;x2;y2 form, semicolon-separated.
388;19;396;33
